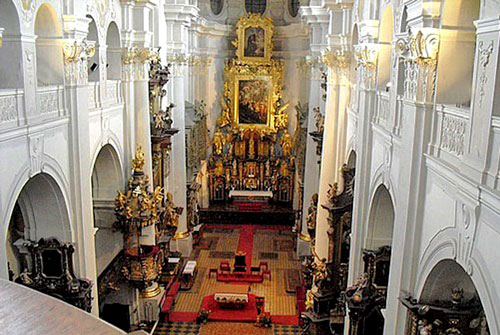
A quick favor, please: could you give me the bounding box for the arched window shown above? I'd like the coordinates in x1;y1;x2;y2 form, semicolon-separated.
289;0;300;17
210;0;223;15
245;0;266;14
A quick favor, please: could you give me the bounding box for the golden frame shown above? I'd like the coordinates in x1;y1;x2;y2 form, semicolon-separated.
232;14;274;63
233;75;274;129
220;59;286;134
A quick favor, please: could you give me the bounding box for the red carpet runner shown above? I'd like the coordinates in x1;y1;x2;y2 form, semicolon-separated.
168;224;298;325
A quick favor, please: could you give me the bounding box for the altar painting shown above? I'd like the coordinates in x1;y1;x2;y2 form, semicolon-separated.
237;79;270;125
244;27;265;58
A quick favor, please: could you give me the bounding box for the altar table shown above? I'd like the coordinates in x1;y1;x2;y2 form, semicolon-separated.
214;283;250;308
229;190;273;201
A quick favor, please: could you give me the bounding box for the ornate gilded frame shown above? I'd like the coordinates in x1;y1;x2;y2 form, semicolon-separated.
216;14;288;135
219;60;287;134
232;14;274;63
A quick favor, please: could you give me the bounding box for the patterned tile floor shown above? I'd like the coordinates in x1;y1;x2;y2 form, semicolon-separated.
154;322;200;335
172;225;301;315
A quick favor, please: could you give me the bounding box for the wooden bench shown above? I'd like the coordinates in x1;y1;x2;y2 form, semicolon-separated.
160;281;181;321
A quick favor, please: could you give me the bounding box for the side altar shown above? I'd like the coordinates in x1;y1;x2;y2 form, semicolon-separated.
207;14;295;207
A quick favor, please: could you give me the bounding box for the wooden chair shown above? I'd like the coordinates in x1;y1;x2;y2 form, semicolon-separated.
258;261;269;271
208;268;218;279
219;261;231;274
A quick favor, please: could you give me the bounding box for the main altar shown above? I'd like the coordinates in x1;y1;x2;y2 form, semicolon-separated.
207;14;295;208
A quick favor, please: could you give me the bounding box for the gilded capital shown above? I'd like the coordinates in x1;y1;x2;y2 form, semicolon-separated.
122;47;157;65
63;39;96;63
0;28;4;48
322;49;351;69
354;44;378;70
396;29;440;64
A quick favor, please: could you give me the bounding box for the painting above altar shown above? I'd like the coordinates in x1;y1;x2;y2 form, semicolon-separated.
237;79;271;125
244;27;265;58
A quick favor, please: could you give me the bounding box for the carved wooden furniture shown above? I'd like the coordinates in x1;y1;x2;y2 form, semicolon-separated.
400;294;487;335
15;238;92;312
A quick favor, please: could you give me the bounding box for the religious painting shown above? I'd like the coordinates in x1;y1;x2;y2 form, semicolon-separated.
237;79;270;125
244;27;265;58
234;14;274;63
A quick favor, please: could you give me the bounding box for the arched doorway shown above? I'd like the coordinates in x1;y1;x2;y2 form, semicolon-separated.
401;259;490;334
106;22;121;80
91;144;123;277
6;173;72;278
0;0;22;89
34;4;63;86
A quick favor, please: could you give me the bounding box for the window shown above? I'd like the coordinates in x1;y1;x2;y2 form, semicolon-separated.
289;0;300;17
245;0;266;14
210;0;223;15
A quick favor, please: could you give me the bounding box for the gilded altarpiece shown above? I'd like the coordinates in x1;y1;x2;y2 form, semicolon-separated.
208;14;294;205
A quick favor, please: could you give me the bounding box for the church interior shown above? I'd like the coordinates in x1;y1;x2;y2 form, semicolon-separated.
0;0;499;334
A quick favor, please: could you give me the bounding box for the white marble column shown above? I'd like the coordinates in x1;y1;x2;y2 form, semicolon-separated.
314;67;340;260
168;58;192;256
297;4;329;257
297;63;324;256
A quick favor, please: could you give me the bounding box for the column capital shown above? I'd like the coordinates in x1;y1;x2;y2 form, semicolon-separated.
395;28;440;102
63;38;96;86
354;43;378;90
0;28;3;48
121;47;158;81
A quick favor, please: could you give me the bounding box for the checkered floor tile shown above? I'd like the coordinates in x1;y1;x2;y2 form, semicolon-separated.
154;322;200;335
273;325;300;335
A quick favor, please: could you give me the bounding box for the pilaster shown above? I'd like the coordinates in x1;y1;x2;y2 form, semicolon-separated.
62;15;99;315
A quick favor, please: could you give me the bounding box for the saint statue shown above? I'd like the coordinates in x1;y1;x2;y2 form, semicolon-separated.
212;130;225;155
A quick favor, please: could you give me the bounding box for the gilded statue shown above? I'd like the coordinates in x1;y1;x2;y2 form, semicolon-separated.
212;130;226;155
280;160;289;177
280;131;293;157
214;161;224;176
226;133;234;156
131;145;145;173
249;136;255;158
